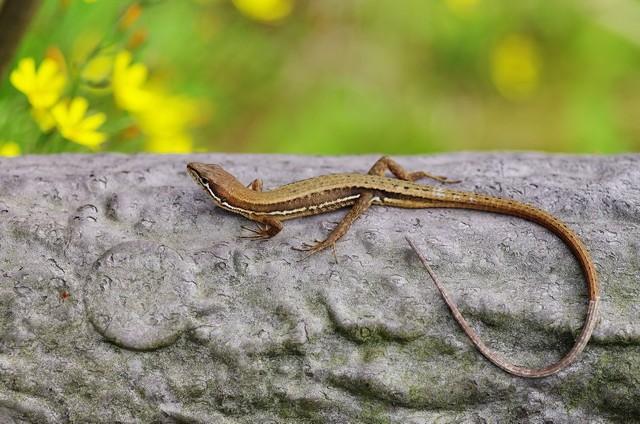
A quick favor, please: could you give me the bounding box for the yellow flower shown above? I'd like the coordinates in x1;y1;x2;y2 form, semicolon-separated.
137;93;200;138
136;92;205;154
0;142;21;157
10;57;66;109
112;50;152;112
145;134;193;154
51;97;107;149
82;53;115;87
109;51;207;153
491;34;541;101
232;0;294;22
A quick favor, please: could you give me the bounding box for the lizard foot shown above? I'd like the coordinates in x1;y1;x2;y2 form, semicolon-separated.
292;239;338;262
291;239;323;252
240;224;272;241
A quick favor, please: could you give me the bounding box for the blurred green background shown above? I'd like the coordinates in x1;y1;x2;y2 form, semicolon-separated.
1;0;639;156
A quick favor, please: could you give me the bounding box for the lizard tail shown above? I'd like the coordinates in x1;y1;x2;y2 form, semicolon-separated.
405;197;599;378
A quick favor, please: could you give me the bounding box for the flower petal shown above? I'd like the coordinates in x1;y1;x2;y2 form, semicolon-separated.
73;130;106;149
36;58;60;86
10;71;30;93
127;63;148;86
19;57;36;75
10;58;36;93
80;112;106;131
68;97;89;124
30;92;59;110
113;50;132;74
51;100;70;128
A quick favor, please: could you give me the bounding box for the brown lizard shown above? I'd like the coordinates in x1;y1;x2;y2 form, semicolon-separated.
186;156;599;378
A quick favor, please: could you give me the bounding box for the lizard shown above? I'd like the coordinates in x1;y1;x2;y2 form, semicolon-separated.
186;156;599;378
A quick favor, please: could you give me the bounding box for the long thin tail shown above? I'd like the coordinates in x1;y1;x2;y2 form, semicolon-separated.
406;196;599;378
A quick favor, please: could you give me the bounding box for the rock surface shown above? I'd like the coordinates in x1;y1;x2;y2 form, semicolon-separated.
0;153;638;423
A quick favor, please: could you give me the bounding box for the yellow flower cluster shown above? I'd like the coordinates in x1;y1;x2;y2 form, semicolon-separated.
491;34;541;101
8;2;204;154
111;51;201;153
232;0;294;23
112;50;151;112
10;57;106;149
10;50;202;153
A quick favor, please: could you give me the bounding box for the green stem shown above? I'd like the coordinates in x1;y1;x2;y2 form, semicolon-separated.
32;130;52;154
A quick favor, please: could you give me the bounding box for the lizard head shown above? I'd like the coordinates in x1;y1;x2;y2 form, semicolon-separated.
187;162;245;208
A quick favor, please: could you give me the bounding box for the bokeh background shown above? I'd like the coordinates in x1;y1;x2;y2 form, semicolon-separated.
1;0;639;156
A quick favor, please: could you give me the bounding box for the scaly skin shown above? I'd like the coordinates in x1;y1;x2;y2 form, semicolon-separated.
187;157;599;378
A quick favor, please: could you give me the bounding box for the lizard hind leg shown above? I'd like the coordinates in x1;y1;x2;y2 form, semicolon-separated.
368;156;461;184
293;155;456;259
247;178;263;191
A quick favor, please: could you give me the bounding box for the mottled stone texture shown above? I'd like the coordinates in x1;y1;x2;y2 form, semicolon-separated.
0;153;638;423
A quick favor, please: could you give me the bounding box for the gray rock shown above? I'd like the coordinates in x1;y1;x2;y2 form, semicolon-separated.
0;153;638;423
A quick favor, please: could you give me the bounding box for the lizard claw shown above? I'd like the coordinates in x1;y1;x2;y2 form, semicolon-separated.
292;239;338;262
240;234;270;241
292;239;323;251
241;225;258;234
291;244;313;252
240;223;271;240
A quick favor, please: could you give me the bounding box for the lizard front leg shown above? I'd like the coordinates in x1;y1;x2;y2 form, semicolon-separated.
295;157;459;257
240;177;274;239
293;192;374;256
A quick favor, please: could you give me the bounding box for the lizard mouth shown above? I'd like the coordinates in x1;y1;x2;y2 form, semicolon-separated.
186;166;207;187
187;168;200;183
